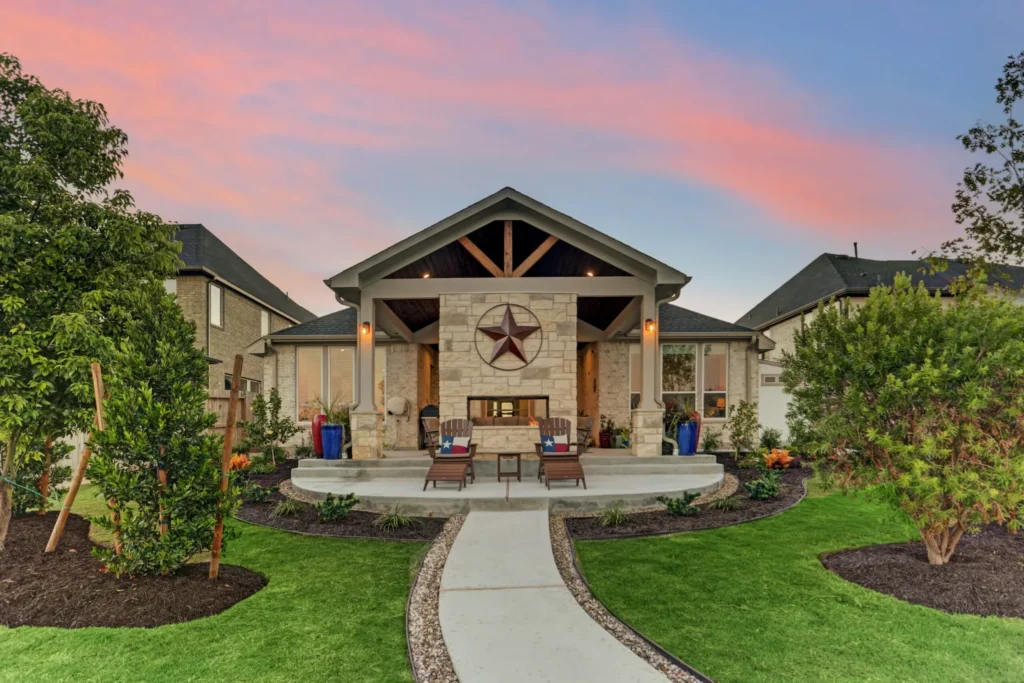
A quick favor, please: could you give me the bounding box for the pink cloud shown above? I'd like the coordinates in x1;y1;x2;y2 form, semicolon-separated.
1;0;952;315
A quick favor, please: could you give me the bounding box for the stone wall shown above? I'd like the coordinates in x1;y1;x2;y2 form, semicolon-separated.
597;341;630;431
438;293;577;452
383;342;419;449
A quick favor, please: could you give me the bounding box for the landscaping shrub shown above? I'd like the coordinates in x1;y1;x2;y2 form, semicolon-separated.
744;470;783;500
709;496;742;511
11;440;72;515
89;291;231;577
599;505;628;527
272;499;303;517
785;274;1024;564
245;455;277;475
657;493;700;517
760;427;783;451
238;388;299;465
700;429;722;452
724;400;759;454
315;493;360;522
229;454;250;471
374;507;417;531
763;448;794;470
294;438;313;459
241;483;273;504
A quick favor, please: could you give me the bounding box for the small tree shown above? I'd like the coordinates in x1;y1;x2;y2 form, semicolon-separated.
238;388;299;465
724;400;759;454
784;274;1024;564
11;438;72;515
88;289;230;576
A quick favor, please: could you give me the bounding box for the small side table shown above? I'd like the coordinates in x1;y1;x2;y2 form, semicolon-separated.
496;452;522;482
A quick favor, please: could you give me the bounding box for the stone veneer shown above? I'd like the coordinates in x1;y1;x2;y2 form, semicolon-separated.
597;341;631;430
351;412;383;460
383;342;419;449
630;409;664;456
438;293;577;453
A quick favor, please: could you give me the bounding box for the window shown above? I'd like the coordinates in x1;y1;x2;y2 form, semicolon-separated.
164;279;177;296
702;343;728;419
261;310;270;337
224;375;262;394
328;347;355;405
761;374;780;386
209;283;223;328
297;346;322;421
662;343;697;415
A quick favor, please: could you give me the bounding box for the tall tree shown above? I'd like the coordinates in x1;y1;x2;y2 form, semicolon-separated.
0;53;179;548
938;51;1024;267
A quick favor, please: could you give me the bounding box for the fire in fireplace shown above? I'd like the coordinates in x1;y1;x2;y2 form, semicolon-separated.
468;396;548;426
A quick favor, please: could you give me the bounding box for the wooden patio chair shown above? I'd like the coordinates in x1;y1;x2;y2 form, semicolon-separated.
576;416;595;454
427;418;476;484
535;417;583;482
421;416;440;452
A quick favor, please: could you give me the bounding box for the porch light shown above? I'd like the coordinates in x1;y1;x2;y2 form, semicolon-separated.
422;272;430;279
585;270;595;277
644;318;656;333
360;321;372;336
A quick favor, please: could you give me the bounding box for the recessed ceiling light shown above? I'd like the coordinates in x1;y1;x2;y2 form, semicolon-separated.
422;272;430;279
586;270;595;277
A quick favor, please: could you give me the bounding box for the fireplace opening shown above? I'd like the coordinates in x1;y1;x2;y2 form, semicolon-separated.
468;396;548;426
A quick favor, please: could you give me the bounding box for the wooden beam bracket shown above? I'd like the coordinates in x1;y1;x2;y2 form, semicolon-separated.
458;236;504;278
512;235;558;277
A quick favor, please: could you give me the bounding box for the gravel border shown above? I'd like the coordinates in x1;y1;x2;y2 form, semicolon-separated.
549;516;712;683
407;515;465;683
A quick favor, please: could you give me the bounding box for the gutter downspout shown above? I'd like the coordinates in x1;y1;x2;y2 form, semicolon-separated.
335;293;362;408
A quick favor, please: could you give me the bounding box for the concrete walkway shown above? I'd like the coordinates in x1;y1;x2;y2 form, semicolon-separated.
438;510;667;683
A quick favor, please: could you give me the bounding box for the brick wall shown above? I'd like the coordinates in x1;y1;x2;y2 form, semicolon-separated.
597;341;630;430
174;275;209;353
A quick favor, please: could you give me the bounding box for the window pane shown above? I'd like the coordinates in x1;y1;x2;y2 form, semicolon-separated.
630;393;640;410
703;343;727;391
629;345;641;394
261;311;270;337
703;392;727;419
224;374;232;391
375;346;386;410
210;284;222;327
662;344;696;392
164;279;177;296
297;347;322;421
663;392;696;416
328;347;354;405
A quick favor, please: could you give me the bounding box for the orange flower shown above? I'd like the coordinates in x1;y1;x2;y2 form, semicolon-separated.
763;448;793;469
229;454;250;471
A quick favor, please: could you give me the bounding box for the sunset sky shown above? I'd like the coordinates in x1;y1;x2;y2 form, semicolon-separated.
4;1;1020;321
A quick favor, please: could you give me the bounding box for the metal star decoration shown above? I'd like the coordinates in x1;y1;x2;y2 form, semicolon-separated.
478;305;540;364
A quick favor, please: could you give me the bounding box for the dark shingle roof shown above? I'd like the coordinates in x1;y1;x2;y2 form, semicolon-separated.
274;308;357;336
273;305;750;338
659;304;756;334
173;224;315;323
737;253;1024;329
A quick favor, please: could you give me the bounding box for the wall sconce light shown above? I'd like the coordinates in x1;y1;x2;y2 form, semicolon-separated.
644;318;655;333
360;321;372;336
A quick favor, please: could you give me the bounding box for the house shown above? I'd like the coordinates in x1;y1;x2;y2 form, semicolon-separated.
250;188;772;457
166;224;316;392
736;252;1024;440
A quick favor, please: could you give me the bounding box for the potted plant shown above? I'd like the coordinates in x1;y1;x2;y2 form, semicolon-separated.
314;394;350;460
598;414;615;449
613;425;632;449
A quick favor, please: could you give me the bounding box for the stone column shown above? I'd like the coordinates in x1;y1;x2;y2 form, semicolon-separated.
352;297;383;459
631;289;663;456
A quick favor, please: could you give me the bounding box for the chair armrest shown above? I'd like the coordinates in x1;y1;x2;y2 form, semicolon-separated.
469;444;477;457
534;443;543;457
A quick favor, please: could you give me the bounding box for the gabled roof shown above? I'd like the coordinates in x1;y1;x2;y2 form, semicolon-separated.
326;187;690;296
737;253;1024;329
268;304;760;340
173;224;316;324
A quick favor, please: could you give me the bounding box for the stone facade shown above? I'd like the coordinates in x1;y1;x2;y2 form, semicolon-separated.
438;292;577;453
631;409;664;456
597;341;631;430
383;342;419;449
351;411;383;460
761;314;802;361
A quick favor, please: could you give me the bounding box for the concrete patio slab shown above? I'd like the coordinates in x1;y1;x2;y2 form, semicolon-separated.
438;510;666;683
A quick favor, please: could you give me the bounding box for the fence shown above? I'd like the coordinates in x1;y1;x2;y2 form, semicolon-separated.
206;390;251;446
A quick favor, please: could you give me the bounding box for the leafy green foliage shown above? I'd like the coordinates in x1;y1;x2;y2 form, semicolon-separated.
784;275;1024;563
709;496;742;512
88;292;230;577
11;439;72;514
315;493;359;522
238;388;299;465
759;427;783;451
0;53;181;548
374;507;416;532
700;429;722;452
744;470;783;500
241;483;273;504
657;493;700;517
724;400;759;454
246;455;277;476
272;498;303;517
599;505;629;528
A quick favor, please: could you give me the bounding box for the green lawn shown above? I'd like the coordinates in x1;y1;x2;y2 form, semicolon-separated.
3;486;426;683
576;491;1024;683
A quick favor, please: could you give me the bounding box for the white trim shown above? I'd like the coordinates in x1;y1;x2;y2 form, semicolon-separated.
209;282;224;329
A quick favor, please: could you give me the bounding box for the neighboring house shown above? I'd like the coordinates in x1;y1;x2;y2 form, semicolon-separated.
736;253;1024;441
166;224;316;393
249;187;773;456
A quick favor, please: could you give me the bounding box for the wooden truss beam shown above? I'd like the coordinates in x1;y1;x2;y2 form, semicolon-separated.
512;235;558;277
503;220;513;276
458;236;504;278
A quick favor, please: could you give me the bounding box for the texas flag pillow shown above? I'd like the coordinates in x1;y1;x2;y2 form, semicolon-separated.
541;433;570;453
440;436;471;455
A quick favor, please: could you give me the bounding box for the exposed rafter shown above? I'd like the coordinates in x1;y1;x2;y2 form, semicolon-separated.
458;236;504;278
602;296;642;339
512;235;559;277
375;300;414;343
503;220;513;276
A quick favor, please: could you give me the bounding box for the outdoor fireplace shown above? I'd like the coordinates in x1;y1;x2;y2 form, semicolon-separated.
468;396;548;426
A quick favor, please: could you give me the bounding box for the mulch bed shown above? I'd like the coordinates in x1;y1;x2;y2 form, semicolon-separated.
0;512;266;628
567;455;812;540
822;525;1024;619
236;459;445;542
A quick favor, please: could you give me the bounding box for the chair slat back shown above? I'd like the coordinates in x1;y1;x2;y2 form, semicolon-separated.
421;417;440;449
577;416;594;434
440;418;474;439
537;417;572;439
